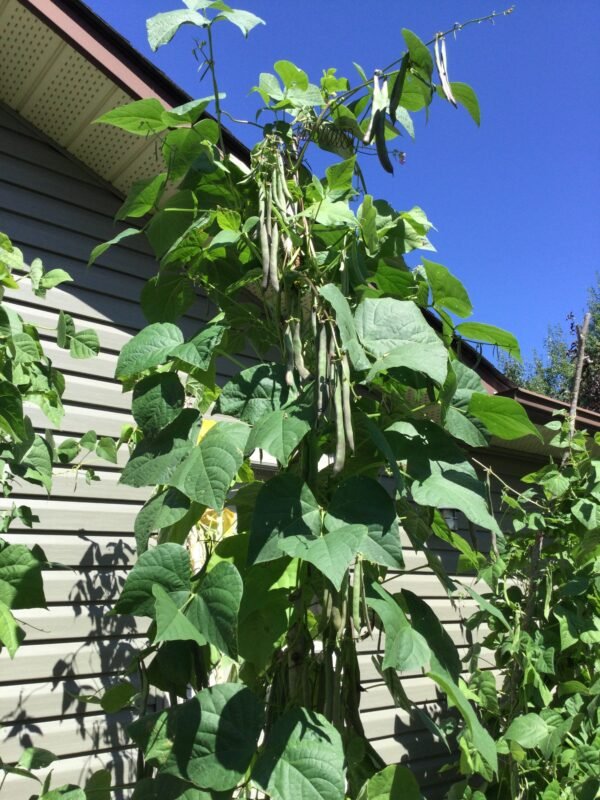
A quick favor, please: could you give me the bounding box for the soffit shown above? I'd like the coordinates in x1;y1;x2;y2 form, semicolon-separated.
0;0;165;195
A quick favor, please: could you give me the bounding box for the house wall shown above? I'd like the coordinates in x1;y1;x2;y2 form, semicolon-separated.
0;104;545;799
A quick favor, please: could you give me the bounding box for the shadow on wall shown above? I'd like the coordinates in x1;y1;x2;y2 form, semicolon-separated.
0;535;149;798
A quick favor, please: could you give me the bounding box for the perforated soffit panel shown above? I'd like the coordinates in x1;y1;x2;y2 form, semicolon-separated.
0;0;163;195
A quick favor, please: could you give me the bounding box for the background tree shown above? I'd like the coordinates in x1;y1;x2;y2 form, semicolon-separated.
501;276;599;411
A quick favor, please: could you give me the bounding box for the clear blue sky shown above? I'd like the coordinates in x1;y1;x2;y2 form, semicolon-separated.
85;0;599;363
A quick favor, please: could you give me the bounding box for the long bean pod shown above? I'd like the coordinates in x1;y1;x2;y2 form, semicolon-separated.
340;353;355;452
316;324;328;416
332;361;346;475
269;220;280;292
352;557;362;638
258;186;271;290
284;322;296;389
292;320;310;381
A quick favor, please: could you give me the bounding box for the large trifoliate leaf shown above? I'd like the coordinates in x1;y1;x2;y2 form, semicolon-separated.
357;764;421;800
132;373;185;438
96;99;167;134
505;713;551;749
455;321;521;361
134;488;191;554
319;284;370;371
245;407;310;466
114;543;191;617
120;409;198;488
355;298;447;384
402;590;460;682
279;525;368;591
147;9;208;52
0;540;46;609
468;393;541;441
186;562;243;659
423;259;473;318
153;586;206;648
215;363;290;425
116;323;184;380
325;477;403;569
443;406;488;448
366;582;431;672
170;323;227;371
252;708;345;800
168;421;249;511
248;475;321;564
162;683;264;791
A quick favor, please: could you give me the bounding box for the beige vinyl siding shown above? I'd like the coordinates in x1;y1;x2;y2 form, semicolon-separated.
0;102;542;800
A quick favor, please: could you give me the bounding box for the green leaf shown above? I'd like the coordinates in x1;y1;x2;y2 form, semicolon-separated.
21;434;53;493
455;321;521;361
0;540;46;609
161;95;218;126
463;585;511;631
17;747;57;770
0;380;25;441
245;407;310;467
69;329;100;359
57;309;74;348
163;126;216;181
96;98;167;133
366;582;429;672
88;227;140;266
319;284;370;370
444;406;488;448
218;8;265;37
423;258;473;317
325;157;356;201
147;9;208;52
38;268;73;295
114;543;191;617
402;29;433;79
141;269;196;324
355;298;447;384
117;174;167;220
358;764;420;800
170;322;227;370
572;498;599;531
402;590;460;682
168;421;249;511
153;585;207;647
84;769;111;800
253;708;345;800
428;670;498;774
116;322;184;380
505;713;550;749
134;488;190;553
132;373;185;438
249;475;321;564
120;409;198;488
468;393;541;441
411;461;501;536
100;681;137;713
96;437;118;463
451;82;480;125
187;561;243;658
280;525;368;591
162;683;264;791
325;477;403;569
215;363;290;425
0;600;24;658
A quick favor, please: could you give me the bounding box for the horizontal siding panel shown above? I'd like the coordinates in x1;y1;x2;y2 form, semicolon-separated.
42;570;131;604
17;607;146;643
0;710;133;762
0;639;139;684
13;471;148;503
0;676;109;721
4;534;137;567
1;500;140;533
26;402;131;437
1;750;136;800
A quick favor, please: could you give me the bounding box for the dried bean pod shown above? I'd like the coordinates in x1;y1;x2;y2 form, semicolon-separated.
317;324;328;416
340;353;355;452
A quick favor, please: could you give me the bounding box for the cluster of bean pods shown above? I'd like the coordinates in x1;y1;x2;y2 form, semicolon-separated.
316;321;355;475
258;149;293;292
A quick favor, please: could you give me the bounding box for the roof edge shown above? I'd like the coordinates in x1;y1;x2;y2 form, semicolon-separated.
19;0;248;162
499;386;600;430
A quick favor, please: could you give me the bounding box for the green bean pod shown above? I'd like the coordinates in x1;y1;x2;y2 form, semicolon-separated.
258;186;271;290
284;322;296;389
269;220;280;292
292;320;310;381
352;557;362;638
317;324;328;416
340;353;355;452
332;362;346;475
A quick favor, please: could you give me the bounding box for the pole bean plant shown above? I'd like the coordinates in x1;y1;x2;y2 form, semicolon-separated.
89;4;543;799
15;2;591;799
